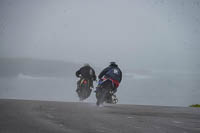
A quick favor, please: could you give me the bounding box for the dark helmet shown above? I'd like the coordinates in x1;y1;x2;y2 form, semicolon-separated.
110;62;118;67
84;63;90;67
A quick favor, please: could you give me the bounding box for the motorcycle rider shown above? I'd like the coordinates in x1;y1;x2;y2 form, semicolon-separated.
76;64;97;92
98;62;122;94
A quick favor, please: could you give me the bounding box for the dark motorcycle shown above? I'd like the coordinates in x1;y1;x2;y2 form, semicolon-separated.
95;77;118;106
76;78;92;101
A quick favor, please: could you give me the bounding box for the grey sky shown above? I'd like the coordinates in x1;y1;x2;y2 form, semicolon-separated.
0;0;200;70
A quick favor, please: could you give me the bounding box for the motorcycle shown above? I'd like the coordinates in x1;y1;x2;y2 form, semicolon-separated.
76;78;92;101
95;77;118;106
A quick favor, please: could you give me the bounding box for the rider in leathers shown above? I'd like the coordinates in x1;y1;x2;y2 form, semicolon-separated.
98;62;122;94
76;64;96;92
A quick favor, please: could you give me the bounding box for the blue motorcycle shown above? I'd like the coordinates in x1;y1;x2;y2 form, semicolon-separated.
95;77;118;106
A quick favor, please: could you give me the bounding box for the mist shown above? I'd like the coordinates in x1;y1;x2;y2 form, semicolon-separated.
0;0;200;106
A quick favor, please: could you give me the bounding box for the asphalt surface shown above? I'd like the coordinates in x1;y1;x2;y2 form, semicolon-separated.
0;99;200;133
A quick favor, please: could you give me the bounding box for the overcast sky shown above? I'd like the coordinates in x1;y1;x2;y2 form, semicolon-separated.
0;0;200;70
